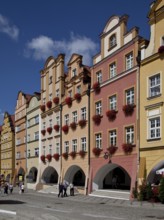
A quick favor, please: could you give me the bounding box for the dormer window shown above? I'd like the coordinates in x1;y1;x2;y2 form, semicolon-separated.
72;68;77;77
109;34;117;49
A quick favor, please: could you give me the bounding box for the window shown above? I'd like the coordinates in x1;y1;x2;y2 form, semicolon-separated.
34;131;39;140
125;126;134;144
16;125;21;132
95;101;102;115
16;138;21;146
64;141;69;153
149;74;160;97
49;76;52;84
56;89;59;97
35;115;39;124
49;93;52;101
72;111;78;123
68;90;72;97
95;133;102;149
28;150;30;158
42;122;46;130
109;130;117;146
35;148;39;157
76;85;81;94
49;119;52;127
27;134;30;142
149;117;160;139
96;71;102;83
56;115;60;125
49;145;52;154
126;88;134;104
126;52;133;70
109;62;116;78
64;114;69;125
43;98;46;104
109;34;117;48
109;95;117;110
56;142;60;154
16;152;21;159
81;137;86;151
72;139;77;152
72;68;77;77
81;107;86;120
27;120;30;128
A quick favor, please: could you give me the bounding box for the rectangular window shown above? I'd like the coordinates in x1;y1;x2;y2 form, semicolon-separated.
81;107;86;120
35;148;39;157
126;52;133;70
72;139;77;152
27;120;30;128
16;152;21;159
56;115;60;125
72;68;77;77
56;89;59;97
95;133;102;149
125;126;134;144
81;137;86;151
43;98;46;104
27;134;30;142
109;95;117;110
64;114;69;125
64;141;69;153
34;131;39;140
16;138;21;146
149;74;160;97
49;76;52;84
49;145;52;154
95;101;102;115
109;34;116;48
149;117;160;139
68;90;72;97
35;115;39;124
72;111;78;123
49;119;52;127
126;88;134;104
42;122;46;130
49;93;52;101
76;85;81;94
96;71;102;83
109;62;116;78
56;142;60;154
109;130;117;146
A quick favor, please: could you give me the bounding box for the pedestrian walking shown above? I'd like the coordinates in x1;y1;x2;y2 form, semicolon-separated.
21;182;25;193
69;183;74;196
63;181;68;197
9;183;13;194
58;182;63;198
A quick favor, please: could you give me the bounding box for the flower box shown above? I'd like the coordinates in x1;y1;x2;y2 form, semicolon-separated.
122;143;134;154
107;145;118;155
93;82;100;93
106;110;117;120
92;114;101;125
53;97;59;105
65;97;72;106
92;147;102;157
122;104;135;116
74;93;81;102
158;45;164;54
47;127;52;134
69;151;76;159
46;154;52;162
46;101;52;109
53;153;60;161
78;119;86;128
40;105;45;112
79;150;86;158
41;129;46;135
54;124;60;132
62;124;69;133
62;152;68;160
40;155;45;163
70;122;76;130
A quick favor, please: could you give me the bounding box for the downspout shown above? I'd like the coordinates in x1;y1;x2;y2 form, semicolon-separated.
59;104;63;183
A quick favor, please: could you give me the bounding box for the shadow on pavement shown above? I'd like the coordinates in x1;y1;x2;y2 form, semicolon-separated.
0;200;25;205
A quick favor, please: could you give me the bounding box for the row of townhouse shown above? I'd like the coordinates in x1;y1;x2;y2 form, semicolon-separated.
0;0;163;198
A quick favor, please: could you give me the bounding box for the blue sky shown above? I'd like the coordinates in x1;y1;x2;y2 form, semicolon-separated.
0;0;152;123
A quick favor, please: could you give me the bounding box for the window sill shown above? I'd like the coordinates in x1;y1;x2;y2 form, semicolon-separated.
147;94;161;100
108;44;117;52
147;137;161;142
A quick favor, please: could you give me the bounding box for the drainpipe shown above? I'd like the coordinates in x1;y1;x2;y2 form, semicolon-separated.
59;104;63;183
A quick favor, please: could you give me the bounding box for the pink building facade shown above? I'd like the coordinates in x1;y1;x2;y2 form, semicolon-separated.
89;15;141;195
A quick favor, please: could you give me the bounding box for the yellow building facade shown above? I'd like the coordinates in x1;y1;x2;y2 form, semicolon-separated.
0;112;15;183
139;0;164;184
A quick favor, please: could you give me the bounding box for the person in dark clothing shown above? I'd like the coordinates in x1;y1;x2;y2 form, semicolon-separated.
58;183;63;198
63;181;68;197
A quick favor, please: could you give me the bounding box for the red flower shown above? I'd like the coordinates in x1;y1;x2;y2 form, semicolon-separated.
54;124;60;132
62;125;69;133
107;145;118;155
92;114;101;125
41;130;46;135
122;104;135;116
93;82;100;93
47;101;52;109
62;152;68;159
53;97;59;105
74;93;81;102
158;45;164;54
70;122;76;130
65;97;72;106
47;127;52;134
78;119;86;128
53;153;60;161
69;151;76;159
79;150;86;158
46;154;52;162
106;110;117;120
40;105;45;112
92;147;102;157
40;155;45;163
122;143;134;154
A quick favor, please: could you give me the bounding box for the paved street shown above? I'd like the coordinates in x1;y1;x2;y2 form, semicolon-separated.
0;188;164;220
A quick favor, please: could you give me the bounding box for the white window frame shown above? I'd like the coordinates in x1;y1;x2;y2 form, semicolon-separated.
81;107;86;120
72;68;77;77
81;137;86;151
109;130;117;146
42;122;46;130
125;126;134;144
49;144;52;155
56;142;60;154
110;62;116;78
126;88;134;105
49;93;52;101
96;71;102;83
56;115;60;125
64;141;69;153
149;117;160;139
34;131;39;140
64;114;69;125
49;76;52;84
72;139;77;152
76;85;81;94
35;148;39;156
56;89;59;97
149;74;160;98
35;115;39;124
109;34;116;48
95;133;102;149
49;119;52;127
72;111;78;123
126;52;133;70
109;95;117;110
95;101;102;115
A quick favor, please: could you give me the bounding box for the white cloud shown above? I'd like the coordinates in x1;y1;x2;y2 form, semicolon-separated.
25;33;98;66
0;14;19;40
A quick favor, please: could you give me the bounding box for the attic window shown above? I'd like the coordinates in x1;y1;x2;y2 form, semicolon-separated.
109;34;117;49
72;68;77;77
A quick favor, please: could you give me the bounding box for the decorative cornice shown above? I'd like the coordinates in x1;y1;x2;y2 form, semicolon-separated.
145;102;164;110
